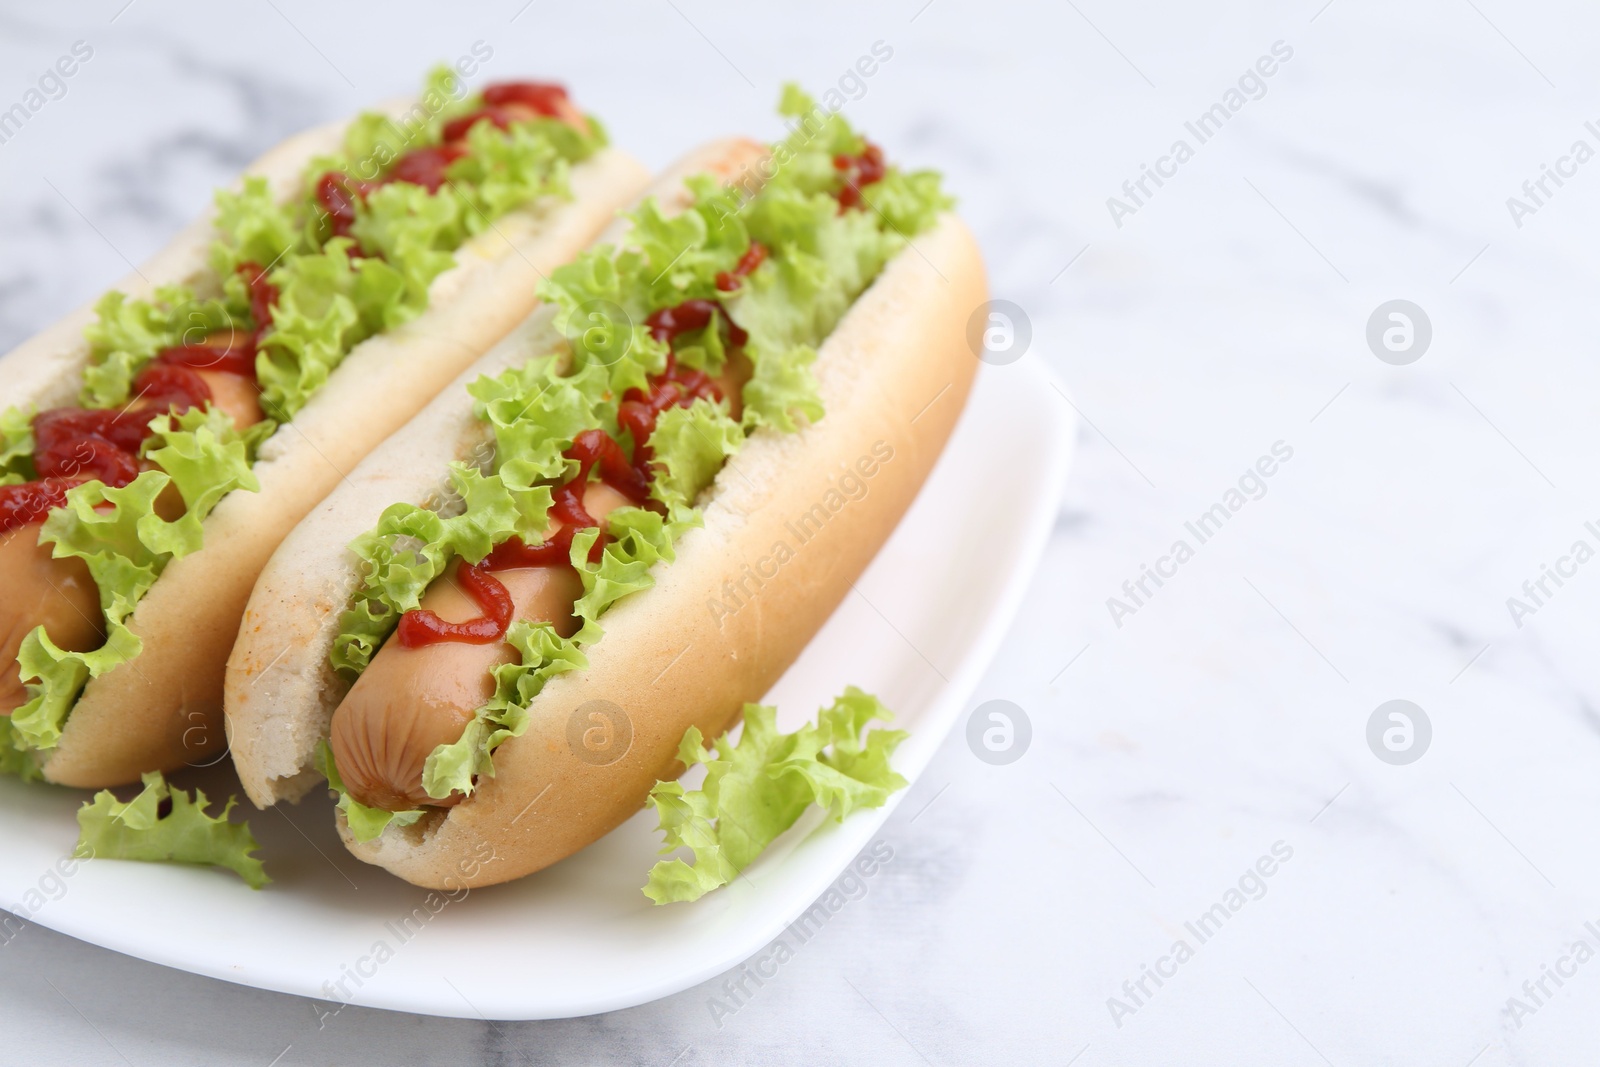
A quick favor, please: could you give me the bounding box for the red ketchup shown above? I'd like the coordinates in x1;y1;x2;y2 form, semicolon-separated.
715;242;768;292
393;261;747;648
0;262;275;535
483;429;652;571
618;355;721;470
645;299;748;349
0;478;85;531
385;144;468;194
834;141;886;211
394;560;515;648
397;429;651;648
483;81;572;116
318;81;574;238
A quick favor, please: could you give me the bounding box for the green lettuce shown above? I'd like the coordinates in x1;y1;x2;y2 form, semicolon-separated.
539;179;740;398
9;407;260;755
446;115;584;228
568;508;685;646
80;288;241;409
78;67;605;420
75;771;269;888
643;688;908;904
252;239;380;419
314;741;425;844
0;405;34;485
420;621;588;802
0;720;39;780
330;464;522;676
647;398;745;514
210;176;305;278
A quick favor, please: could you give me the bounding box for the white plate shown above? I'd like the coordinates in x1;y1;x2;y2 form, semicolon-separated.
0;355;1075;1020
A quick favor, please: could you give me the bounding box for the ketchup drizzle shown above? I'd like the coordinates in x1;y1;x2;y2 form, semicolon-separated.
317;81;576;240
645;298;748;350
834;141;886;211
715;241;768;292
0;262;276;536
0;477;85;532
400;429;653;648
394;231;755;648
483;429;652;573
395;560;515;648
482;81;572;115
618;355;721;470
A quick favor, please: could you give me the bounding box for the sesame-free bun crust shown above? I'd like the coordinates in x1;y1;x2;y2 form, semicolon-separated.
290;205;985;887
18;104;651;787
225;139;771;807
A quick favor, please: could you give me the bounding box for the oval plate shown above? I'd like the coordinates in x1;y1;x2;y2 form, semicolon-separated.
0;355;1075;1020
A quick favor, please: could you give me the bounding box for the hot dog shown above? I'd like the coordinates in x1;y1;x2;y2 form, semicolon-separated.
0;67;650;787
226;87;984;889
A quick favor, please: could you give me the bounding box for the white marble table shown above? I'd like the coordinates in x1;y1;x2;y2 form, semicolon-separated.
4;1;1599;1062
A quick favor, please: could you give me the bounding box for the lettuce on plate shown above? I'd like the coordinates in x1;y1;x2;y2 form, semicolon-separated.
644;688;908;904
75;771;269;889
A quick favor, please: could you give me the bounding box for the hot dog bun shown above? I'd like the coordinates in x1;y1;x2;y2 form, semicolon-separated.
227;130;984;885
360;216;982;889
226;138;769;807
6;96;651;788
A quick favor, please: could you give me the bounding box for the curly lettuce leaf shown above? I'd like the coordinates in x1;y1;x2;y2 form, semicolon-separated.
351;183;464;309
0;405;35;485
540;177;746;396
139;406;266;557
469;357;612;511
647;397;744;514
251;239;367;420
75;772;269;888
644;688;908;904
420;621;588;801
0;719;41;780
446;115;590;227
568;507;687;646
210;175;306;277
80;288;241;409
330;464;523;676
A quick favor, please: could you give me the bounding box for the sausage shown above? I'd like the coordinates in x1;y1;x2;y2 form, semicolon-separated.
0;363;260;712
193;361;266;433
329;484;631;811
0;529;102;714
329;357;750;811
